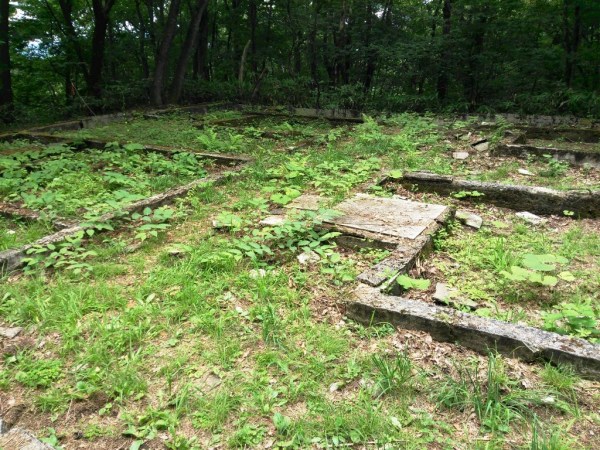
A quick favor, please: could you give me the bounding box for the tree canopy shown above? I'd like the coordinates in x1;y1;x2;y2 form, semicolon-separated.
1;0;599;122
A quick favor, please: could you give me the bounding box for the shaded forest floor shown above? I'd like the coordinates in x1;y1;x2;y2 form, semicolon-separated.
1;110;599;449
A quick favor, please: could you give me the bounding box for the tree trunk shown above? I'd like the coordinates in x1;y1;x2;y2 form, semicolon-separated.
151;0;181;106
437;0;452;101
563;0;581;88
363;1;375;93
56;0;90;82
0;0;13;122
238;39;251;97
248;0;258;74
168;0;209;103
88;0;117;98
193;5;210;80
135;0;150;79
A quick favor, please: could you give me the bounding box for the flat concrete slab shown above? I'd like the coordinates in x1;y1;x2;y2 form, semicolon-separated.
348;284;600;380
326;194;449;240
280;193;453;288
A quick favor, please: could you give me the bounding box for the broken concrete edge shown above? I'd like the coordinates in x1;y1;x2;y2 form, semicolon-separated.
348;284;600;380
0;202;78;231
385;171;600;218
356;206;454;290
14;101;237;135
515;126;600;143
0;427;55;449
148;101;241;117
201;120;307;140
242;106;364;123
1;132;253;166
493;143;600;169
457;113;600;130
0;169;242;275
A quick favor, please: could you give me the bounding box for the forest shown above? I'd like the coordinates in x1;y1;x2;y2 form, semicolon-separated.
1;0;600;123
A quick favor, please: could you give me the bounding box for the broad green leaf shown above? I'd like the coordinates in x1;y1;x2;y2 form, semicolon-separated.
397;275;431;291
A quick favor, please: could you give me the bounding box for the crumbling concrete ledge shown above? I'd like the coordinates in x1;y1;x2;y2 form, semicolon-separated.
493;142;600;169
0;427;54;450
390;171;600;218
348;284;600;380
0;203;75;230
1;133;252;167
0;169;244;274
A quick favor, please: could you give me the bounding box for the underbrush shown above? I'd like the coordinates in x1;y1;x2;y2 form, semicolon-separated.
0;112;598;449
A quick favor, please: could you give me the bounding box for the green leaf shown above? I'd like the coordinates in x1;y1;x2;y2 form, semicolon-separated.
396;275;431;291
124;143;145;151
522;254;568;271
558;271;575;282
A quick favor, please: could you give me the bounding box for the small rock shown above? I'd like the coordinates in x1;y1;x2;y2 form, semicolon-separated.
452;151;470;160
196;372;222;393
167;248;186;258
433;283;456;303
541;395;555;405
455;210;483;229
433;283;478;310
5;230;15;235
259;215;287;227
471;139;489;152
329;382;340;393
124;242;143;253
516;211;547;225
297;251;321;266
2;336;35;356
249;269;267;279
517;168;534;176
0;327;22;339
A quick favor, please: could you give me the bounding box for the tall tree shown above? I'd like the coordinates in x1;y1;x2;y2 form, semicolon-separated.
563;0;582;88
168;0;208;103
88;0;117;97
151;0;181;106
0;0;13;122
437;0;452;101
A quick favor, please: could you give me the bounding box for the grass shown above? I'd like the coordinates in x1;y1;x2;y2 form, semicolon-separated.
0;216;55;250
426;212;600;340
0;111;598;449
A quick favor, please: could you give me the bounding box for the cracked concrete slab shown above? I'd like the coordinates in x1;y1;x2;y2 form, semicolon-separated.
325;194;449;240
279;193;453;288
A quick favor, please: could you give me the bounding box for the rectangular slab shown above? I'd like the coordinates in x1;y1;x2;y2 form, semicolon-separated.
348;284;600;380
326;194;449;240
282;193;453;288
